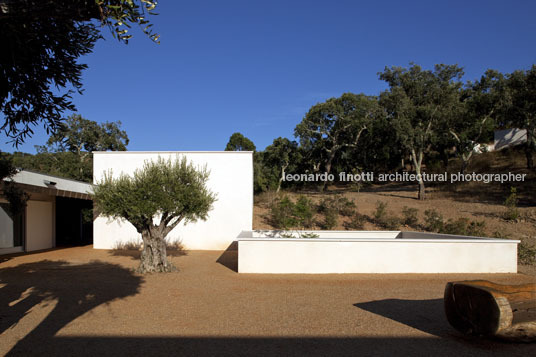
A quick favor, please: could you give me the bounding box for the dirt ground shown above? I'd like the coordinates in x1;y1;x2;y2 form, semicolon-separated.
1;246;535;356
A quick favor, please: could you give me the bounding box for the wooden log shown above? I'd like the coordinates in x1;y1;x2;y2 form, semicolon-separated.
444;280;536;342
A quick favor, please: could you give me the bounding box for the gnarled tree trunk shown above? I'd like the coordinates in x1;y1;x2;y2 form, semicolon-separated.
138;226;176;273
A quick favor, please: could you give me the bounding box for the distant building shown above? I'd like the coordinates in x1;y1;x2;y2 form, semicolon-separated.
1;170;93;255
494;128;527;151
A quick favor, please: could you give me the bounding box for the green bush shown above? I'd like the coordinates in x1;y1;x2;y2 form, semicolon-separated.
318;195;356;217
294;196;314;229
380;216;400;230
270;195;315;229
439;217;487;237
321;208;338;230
270;196;296;229
466;220;486;237
373;201;400;230
424;209;444;232
346;212;366;230
401;206;418;227
503;187;520;221
373;201;388;222
519;242;536;265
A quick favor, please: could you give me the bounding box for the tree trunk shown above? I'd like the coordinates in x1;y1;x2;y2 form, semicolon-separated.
138;227;176;273
461;159;468;176
321;150;336;192
411;149;425;200
444;280;536;342
277;162;288;193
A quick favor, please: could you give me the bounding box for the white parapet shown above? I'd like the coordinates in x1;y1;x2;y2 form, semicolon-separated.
238;231;519;274
93;151;253;250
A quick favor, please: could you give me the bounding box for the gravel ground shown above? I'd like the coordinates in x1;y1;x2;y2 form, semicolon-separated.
1;246;535;356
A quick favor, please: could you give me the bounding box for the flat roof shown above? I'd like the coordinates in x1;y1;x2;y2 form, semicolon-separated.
5;170;93;198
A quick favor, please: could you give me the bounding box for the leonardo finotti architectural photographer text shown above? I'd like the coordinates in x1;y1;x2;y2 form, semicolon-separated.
282;171;527;184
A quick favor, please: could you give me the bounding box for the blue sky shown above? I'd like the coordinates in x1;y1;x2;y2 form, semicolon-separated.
2;0;535;153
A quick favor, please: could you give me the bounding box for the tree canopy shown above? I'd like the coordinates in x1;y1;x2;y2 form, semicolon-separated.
0;0;159;146
379;63;465;199
225;132;256;152
295;93;378;191
93;156;217;273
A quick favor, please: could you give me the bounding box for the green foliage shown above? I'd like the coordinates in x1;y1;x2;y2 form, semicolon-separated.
401;206;419;227
294;93;379;191
346;213;366;230
0;153;29;215
0;1;159;146
321;208;338;230
424;209;444;232
379;63;465;200
44;114;129;153
318;195;356;217
270;196;295;229
270;195;314;230
500;65;536;169
518;242;536;265
225;132;256;151
503;187;520;221
373;201;399;230
93;156;216;232
441;218;486;237
373;201;388;222
294;196;315;229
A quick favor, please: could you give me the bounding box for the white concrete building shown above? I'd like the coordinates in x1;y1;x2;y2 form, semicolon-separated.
92;151;253;250
494;128;527;151
1;170;93;255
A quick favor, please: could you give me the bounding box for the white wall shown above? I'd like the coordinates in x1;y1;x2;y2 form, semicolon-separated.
0;203;14;249
238;238;518;273
494;128;527;151
26;200;54;252
93;152;253;250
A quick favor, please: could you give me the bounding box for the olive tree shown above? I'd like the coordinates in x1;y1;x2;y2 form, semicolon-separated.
93;156;217;273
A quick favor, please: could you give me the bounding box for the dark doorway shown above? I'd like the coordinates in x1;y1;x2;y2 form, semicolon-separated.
55;197;93;246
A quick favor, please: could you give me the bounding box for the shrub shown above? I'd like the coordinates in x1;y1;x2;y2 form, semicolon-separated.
318;195;356;217
373;201;388;222
519;242;536;265
373;201;400;230
270;195;315;229
401;206;419;227
321;208;338;230
503;187;520;221
466;220;486;237
439;218;487;236
442;218;470;235
380;216;400;230
424;209;444;232
270;196;296;229
294;196;314;229
346;212;366;230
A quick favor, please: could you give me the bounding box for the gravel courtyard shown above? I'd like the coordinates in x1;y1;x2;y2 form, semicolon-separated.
1;246;534;356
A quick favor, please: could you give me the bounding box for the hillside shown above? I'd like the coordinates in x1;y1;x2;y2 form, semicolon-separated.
253;146;536;272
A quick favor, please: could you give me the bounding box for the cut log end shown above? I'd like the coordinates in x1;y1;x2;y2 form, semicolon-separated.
444;280;536;342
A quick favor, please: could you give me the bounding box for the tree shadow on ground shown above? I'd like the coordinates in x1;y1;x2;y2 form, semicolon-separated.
7;335;534;356
216;241;238;272
0;260;143;355
354;298;447;337
353;298;525;352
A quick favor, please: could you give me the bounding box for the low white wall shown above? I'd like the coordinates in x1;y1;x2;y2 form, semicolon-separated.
26;201;54;252
93;152;253;250
238;235;518;273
